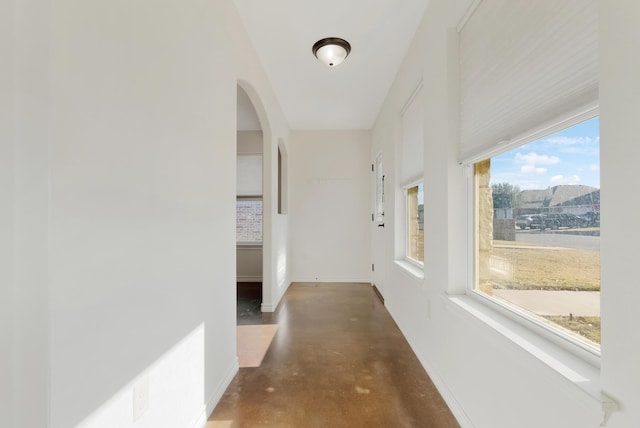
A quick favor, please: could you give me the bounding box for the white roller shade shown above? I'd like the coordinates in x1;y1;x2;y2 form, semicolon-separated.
237;154;262;196
459;0;598;163
400;84;424;185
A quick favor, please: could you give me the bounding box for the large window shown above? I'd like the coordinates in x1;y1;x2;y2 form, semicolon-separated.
236;198;262;244
398;82;424;269
407;183;424;264
473;117;600;350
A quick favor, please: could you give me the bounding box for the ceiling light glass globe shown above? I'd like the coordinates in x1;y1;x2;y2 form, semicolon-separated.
315;44;348;67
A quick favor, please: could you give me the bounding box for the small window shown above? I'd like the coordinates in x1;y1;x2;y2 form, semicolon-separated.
473;117;600;349
277;147;283;214
375;153;384;222
236;198;262;244
407;183;424;264
277;142;288;215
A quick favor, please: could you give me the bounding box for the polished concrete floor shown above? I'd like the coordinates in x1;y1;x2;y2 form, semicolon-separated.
210;282;459;428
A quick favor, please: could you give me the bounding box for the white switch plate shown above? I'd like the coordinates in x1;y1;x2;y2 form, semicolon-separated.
133;376;150;423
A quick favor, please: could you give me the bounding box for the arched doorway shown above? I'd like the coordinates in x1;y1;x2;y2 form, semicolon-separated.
235;82;282;368
236;84;265;324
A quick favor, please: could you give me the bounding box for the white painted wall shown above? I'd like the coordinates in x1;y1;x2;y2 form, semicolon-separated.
269;137;291;310
4;0;290;427
48;2;243;424
237;131;263;197
290;131;371;283
0;0;14;423
237;130;263;155
236;247;263;282
600;3;640;427
370;0;631;427
8;0;51;426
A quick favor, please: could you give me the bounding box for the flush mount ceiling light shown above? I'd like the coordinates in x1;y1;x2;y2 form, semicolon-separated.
312;37;351;67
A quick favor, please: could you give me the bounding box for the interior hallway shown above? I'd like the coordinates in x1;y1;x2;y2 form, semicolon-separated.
208;283;459;428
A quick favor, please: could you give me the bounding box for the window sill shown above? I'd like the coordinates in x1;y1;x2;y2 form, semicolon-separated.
444;294;616;421
236;242;263;248
394;260;424;281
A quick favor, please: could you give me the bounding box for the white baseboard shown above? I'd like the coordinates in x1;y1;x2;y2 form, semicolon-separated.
261;303;275;312
203;359;240;426
291;276;372;283
190;405;207;428
385;306;473;428
414;351;474;428
263;280;370;312
261;281;291;312
237;276;262;282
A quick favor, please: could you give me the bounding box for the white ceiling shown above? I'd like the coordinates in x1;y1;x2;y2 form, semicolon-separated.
233;0;431;130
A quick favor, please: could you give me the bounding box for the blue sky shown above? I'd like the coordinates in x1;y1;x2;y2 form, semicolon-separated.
490;117;600;190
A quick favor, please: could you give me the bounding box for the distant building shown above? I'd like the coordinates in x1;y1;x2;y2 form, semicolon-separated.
517;185;600;215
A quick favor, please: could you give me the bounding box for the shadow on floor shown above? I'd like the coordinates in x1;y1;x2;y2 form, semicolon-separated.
237;282;275;325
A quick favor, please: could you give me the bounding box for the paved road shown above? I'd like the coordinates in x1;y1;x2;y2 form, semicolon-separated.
493;289;600;316
515;229;600;251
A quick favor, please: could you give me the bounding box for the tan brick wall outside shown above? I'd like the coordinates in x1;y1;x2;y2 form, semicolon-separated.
493;219;516;241
475;160;493;295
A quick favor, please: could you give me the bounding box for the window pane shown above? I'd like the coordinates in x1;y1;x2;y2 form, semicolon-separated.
375;153;384;221
277;148;282;214
475;117;600;347
407;183;424;263
236;199;262;243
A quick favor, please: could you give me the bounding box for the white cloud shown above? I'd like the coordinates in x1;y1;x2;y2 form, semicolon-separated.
560;146;599;155
546;136;593;145
515;152;560;166
590;164;600;171
550;175;581;186
521;165;548;175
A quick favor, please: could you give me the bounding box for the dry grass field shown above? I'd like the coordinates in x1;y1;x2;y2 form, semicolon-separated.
491;241;600;291
544;315;601;344
491;240;600;344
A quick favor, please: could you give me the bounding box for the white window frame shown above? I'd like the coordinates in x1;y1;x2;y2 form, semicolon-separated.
375;152;384;222
393;179;425;281
404;180;424;269
465;110;601;367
